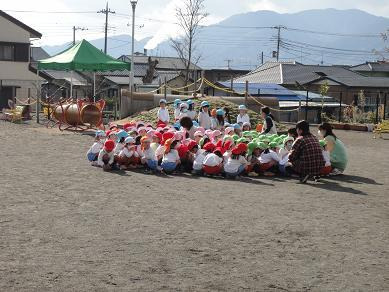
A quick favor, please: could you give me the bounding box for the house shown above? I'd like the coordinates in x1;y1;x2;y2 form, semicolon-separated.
351;61;389;78
213;82;344;123
118;52;202;73
234;61;389;109
30;47;89;100
203;68;250;83
97;52;202;96
0;10;43;109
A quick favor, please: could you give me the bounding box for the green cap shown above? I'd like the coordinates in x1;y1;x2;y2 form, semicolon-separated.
269;142;278;148
232;134;240;142
247;141;258;156
257;142;268;150
237;137;248;144
242;131;252;137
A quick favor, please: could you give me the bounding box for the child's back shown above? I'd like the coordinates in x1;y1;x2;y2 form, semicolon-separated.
193;149;207;170
87;141;103;162
259;150;280;164
203;153;222;167
224;155;247;174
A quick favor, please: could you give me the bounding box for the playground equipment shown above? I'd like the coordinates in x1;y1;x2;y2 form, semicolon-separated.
47;99;105;131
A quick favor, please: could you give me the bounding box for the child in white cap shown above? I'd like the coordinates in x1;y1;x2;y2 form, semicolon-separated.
178;103;189;120
187;100;197;120
118;137;140;170
173;99;181;121
157;99;170;125
198;101;212;129
237;105;250;125
86;130;106;166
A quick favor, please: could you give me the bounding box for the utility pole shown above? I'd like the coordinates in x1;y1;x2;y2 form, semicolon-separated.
275;25;286;62
261;51;264;65
72;26;87;45
225;59;232;70
98;2;115;54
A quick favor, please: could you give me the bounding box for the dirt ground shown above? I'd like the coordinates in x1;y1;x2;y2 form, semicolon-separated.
0;121;388;292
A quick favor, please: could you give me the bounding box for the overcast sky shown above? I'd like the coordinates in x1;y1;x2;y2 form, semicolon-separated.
3;0;389;47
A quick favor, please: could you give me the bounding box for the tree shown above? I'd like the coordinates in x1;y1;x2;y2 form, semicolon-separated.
170;0;208;87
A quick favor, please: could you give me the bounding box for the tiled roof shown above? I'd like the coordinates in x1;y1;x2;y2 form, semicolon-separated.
104;70;181;86
30;47;50;63
351;62;389;72
43;70;88;86
234;61;389;88
95;64;148;78
119;55;202;71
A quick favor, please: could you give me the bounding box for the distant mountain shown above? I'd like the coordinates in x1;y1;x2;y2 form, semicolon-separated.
43;34;152;58
42;9;389;69
153;8;389;69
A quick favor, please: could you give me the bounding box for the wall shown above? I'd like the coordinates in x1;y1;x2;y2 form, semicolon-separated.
0;15;42;108
0;16;30;43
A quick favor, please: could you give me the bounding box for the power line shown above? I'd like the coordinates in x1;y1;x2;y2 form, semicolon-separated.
2;9;97;14
285;27;381;38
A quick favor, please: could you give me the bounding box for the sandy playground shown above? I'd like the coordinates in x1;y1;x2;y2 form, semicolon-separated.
0;121;388;291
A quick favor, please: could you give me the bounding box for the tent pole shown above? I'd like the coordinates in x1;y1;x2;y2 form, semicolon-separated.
36;70;40;123
70;71;73;99
93;72;96;102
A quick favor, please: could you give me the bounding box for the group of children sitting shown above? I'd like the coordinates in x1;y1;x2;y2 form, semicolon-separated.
86;99;332;179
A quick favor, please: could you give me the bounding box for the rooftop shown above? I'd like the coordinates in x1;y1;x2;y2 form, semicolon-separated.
234;61;389;88
118;54;202;71
0;10;42;38
351;62;389;72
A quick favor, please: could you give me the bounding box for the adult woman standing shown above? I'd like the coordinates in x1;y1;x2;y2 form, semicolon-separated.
260;107;277;134
289;120;325;183
318;123;348;175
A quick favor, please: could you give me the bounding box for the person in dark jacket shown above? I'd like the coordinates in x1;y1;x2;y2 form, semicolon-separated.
289;120;325;183
260;107;277;134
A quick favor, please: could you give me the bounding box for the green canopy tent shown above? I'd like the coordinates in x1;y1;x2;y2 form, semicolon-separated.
37;39;130;120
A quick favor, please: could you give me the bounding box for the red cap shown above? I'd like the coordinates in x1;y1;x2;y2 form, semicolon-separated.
187;140;198;151
231;143;248;155
105;130;112;137
203;142;216;153
157;121;167;128
153;132;163;143
237;143;248;153
104;140;115;152
123;122;135;131
177;144;189;158
214;147;224;155
223;140;233;152
161;132;174;145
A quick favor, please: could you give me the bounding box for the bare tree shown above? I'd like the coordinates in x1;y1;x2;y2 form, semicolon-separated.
170;0;208;87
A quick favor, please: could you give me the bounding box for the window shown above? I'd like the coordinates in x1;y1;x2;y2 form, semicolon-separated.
0;43;29;62
0;44;14;61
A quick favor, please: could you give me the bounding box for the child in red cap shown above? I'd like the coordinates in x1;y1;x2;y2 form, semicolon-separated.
161;139;181;174
97;140;116;171
224;143;249;178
